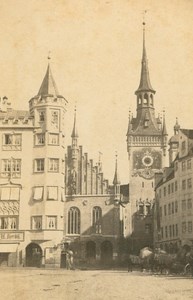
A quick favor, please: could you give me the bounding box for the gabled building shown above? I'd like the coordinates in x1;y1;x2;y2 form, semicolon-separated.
64;111;125;266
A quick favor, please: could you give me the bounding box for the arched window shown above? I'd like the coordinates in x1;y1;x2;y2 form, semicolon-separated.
92;206;102;234
68;207;80;234
138;95;142;105
144;93;148;104
150;94;153;105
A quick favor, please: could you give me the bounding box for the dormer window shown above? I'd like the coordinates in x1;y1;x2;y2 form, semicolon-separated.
144;120;148;127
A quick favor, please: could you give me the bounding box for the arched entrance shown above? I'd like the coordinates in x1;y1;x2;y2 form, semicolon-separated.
86;241;96;263
101;241;113;265
26;243;42;267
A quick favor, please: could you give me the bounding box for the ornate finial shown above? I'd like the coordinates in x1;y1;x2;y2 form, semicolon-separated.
47;51;51;61
129;109;131;122
142;10;147;26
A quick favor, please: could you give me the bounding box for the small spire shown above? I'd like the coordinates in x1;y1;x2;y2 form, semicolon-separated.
71;106;79;138
113;152;120;185
162;110;167;135
174;117;180;135
135;13;155;94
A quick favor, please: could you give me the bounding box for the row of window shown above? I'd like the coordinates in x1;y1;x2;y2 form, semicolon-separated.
0;207;103;233
138;204;151;215
161;224;178;239
161;181;178;198
1;132;62;150
160;199;192;217
0;158;64;177
182;178;192;190
132;136;161;143
0;186;64;201
181;159;192;171
160;201;178;217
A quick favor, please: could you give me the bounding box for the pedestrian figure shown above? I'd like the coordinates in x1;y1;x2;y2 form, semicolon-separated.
66;252;71;270
189;253;193;277
128;255;133;272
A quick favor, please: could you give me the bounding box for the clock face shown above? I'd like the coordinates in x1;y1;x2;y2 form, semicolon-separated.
133;148;162;172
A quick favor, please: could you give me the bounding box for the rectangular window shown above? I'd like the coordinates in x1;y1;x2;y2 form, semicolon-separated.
182;200;186;211
172;202;174;214
2;134;22;150
164;187;166;197
182;180;186;190
182;222;186;233
159;189;161;198
176;224;178;236
47;216;57;229
0;187;20;200
175;201;178;213
171;183;174;193
33;187;44;201
173;224;175;237
47;186;58;200
188;221;192;233
159;206;162;219
34;159;44;172
146;205;151;215
164;205;167;216
165;226;168;238
187;199;192;209
31;216;42;230
139;205;144;215
1;159;21;178
187;178;192;189
182;161;186;171
168;185;170;194
0;217;18;230
168;203;171;215
169;225;172;237
39;111;45;122
175;181;178;192
48;159;59;172
175;162;178;171
48;133;59;145
161;227;163;239
187;159;192;170
35;134;45;145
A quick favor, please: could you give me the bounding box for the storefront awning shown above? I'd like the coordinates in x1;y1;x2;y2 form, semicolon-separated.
0;244;18;253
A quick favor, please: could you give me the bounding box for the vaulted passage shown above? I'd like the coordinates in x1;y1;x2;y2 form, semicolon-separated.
101;241;113;265
26;243;42;267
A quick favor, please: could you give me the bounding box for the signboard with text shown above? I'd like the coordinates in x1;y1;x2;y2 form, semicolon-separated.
0;231;24;242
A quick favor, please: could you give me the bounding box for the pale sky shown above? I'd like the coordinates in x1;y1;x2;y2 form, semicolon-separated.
0;0;193;183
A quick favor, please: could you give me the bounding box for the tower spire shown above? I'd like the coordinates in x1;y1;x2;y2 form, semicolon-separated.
37;59;59;97
135;16;155;94
113;152;120;185
162;110;167;136
71;106;79;138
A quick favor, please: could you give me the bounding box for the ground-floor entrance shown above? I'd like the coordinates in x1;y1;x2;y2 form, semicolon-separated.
26;243;42;267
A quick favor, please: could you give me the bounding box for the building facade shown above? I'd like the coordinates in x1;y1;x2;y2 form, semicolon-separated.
154;124;193;252
126;23;167;253
0;64;125;268
64;112;124;266
0;64;68;267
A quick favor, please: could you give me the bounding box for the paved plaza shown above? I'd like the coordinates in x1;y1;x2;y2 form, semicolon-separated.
0;268;193;300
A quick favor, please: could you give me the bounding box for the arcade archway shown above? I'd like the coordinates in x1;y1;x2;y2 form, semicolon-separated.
26;243;42;267
101;241;113;264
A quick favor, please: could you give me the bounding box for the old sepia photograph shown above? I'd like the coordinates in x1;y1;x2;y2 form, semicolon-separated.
0;0;193;299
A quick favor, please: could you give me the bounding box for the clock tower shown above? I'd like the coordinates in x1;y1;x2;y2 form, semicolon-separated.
126;22;167;252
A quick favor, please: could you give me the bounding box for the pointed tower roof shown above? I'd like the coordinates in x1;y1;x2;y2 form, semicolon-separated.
71;107;79;138
135;22;155;94
162;111;167;135
38;63;59;97
113;153;120;185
